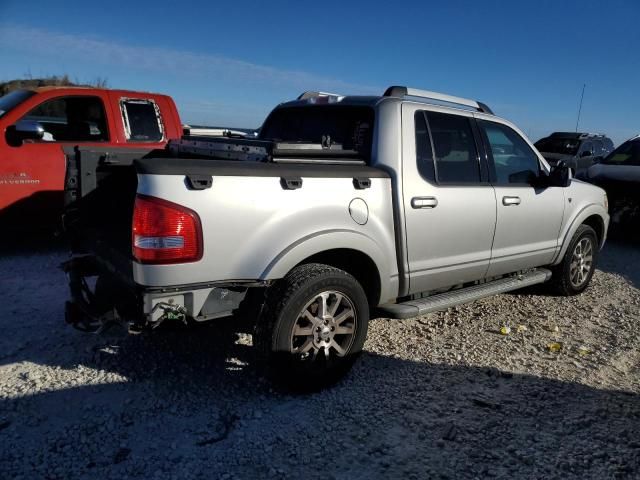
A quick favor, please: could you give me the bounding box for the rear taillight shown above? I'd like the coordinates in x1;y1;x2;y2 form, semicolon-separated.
132;195;203;264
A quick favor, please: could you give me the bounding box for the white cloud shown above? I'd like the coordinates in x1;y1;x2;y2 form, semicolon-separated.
0;25;378;95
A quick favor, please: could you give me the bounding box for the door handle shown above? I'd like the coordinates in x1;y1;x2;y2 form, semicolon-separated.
502;196;521;206
411;196;438;209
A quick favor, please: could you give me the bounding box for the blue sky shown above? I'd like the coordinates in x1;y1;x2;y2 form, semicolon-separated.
0;0;638;144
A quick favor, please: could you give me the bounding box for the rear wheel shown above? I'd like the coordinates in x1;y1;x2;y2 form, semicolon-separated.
550;224;598;296
254;263;369;390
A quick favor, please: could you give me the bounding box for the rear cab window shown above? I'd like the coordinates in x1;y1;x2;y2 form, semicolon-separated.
120;98;164;142
259;105;375;162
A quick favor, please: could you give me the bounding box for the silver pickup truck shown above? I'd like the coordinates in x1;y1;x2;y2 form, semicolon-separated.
63;86;609;388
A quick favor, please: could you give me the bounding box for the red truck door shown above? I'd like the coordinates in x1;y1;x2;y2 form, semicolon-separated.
0;91;114;230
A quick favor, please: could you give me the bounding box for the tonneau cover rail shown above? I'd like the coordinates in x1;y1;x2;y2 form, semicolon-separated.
134;157;388;177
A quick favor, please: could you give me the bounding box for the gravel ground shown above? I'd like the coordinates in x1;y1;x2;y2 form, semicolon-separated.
1;239;639;479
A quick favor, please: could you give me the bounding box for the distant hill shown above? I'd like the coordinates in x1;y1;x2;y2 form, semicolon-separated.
0;75;107;96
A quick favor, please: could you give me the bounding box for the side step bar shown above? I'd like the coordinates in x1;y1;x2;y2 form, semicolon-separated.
378;269;552;320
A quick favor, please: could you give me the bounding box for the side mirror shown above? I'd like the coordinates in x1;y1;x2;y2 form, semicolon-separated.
592;155;603;164
548;160;571;187
5;120;45;146
580;150;593;158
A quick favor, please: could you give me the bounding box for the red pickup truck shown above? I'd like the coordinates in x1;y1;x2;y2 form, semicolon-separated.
0;86;183;231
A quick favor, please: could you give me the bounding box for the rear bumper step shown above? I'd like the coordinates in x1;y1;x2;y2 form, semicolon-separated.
378;269;551;320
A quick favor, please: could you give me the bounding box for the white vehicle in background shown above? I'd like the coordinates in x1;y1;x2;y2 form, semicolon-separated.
182;124;257;138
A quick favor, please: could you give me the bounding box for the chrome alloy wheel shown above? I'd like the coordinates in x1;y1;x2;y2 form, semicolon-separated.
570;237;594;288
291;291;357;360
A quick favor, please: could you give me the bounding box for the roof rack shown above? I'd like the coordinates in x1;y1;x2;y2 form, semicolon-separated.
383;86;494;115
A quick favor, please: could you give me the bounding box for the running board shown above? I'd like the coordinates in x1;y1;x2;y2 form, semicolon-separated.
378;269;552;320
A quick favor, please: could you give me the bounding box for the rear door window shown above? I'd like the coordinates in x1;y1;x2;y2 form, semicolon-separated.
259;106;374;159
426;111;480;183
121;99;164;142
414;111;436;182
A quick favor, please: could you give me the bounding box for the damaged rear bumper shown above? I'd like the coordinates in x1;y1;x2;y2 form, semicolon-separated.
62;255;268;333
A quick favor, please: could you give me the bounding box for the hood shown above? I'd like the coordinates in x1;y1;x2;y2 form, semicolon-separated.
586;163;640;183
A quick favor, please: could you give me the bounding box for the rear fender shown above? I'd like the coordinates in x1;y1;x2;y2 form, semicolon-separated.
261;229;395;305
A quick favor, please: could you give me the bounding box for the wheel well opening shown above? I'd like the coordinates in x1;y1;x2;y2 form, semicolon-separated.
583;214;604;247
299;249;381;306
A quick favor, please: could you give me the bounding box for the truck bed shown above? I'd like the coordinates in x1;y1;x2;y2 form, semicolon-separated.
64;145;395;294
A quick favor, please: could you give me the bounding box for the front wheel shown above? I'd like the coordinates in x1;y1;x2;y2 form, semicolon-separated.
550;224;598;296
254;263;369;390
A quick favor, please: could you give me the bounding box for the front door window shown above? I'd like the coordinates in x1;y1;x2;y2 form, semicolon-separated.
20;96;109;142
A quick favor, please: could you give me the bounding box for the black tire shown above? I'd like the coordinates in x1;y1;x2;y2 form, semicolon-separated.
549;224;598;296
254;263;369;390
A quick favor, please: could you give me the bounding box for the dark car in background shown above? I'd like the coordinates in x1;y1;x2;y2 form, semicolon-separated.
579;135;640;228
534;132;614;175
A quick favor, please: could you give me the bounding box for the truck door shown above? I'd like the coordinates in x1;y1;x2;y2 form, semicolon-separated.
401;103;497;294
0;94;111;229
476;119;564;277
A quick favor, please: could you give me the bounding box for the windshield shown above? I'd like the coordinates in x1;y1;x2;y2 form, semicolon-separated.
0;89;36;118
534;137;581;156
259;105;374;158
602;139;640;166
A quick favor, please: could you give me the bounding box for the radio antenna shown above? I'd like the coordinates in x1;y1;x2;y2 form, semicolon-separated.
575;83;586;132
